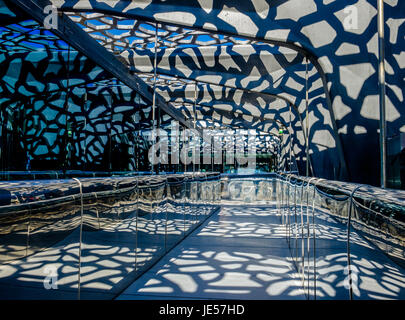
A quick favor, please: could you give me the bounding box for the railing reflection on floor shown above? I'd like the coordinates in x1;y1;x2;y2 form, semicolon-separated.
0;173;220;299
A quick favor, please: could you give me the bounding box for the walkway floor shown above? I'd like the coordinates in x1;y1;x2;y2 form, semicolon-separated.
117;205;307;300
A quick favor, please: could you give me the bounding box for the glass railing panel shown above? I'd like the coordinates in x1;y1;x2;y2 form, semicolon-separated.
185;174;197;231
351;193;405;269
0;183;30;265
196;173;207;222
277;173;405;300
298;179;351;300
191;175;199;226
0;172;221;300
0;180;82;299
183;175;193;236
78;177;138;299
165;174;185;250
135;176;166;274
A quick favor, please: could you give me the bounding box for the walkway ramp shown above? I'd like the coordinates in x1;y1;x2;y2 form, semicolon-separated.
118;202;405;300
118;205;306;300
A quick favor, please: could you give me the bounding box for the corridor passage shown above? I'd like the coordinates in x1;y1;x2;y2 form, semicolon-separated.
118;205;306;300
118;203;405;300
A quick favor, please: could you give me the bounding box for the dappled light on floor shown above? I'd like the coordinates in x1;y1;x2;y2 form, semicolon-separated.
119;205;405;300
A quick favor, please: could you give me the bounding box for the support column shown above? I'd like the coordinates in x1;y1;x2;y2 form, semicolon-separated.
378;0;387;188
108;93;113;174
151;23;159;174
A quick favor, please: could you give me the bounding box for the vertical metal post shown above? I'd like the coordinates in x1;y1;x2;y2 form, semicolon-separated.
378;0;387;188
108;94;112;173
193;81;198;173
305;57;310;177
156;104;161;174
279;138;282;172
307;177;317;299
134;176;139;273
211;129;214;172
233;130;236;173
72;178;83;300
223;133;226;173
177;125;181;173
266;137;271;170
151;23;159;174
63;44;71;178
289;103;292;172
83;92;87;170
183;125;186;173
300;181;305;285
311;180;317;299
347;185;363;300
294;181;298;264
286;177;289;235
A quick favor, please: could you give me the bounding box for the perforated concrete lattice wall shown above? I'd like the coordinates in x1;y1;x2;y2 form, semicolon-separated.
0;0;404;185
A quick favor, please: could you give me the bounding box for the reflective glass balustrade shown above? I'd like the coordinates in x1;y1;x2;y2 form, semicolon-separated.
0;173;220;299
